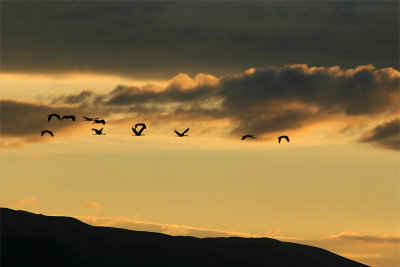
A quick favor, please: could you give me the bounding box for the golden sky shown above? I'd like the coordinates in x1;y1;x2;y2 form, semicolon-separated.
1;2;399;267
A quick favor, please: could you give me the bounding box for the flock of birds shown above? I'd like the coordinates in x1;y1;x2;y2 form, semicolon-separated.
41;113;290;143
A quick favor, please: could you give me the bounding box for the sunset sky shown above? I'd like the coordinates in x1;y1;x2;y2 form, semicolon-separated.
1;1;399;267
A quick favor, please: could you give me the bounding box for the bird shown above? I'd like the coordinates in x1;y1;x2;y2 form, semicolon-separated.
48;113;61;122
93;119;106;125
131;123;146;136
83;116;98;121
92;128;105;135
241;134;256;140
40;130;54;136
61;115;76;121
278;135;290;143
174;128;189;137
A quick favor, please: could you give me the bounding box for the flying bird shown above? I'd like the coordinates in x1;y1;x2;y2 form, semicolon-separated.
131;123;146;136
278;135;290;143
83;116;98;121
92;128;105;135
241;134;256;140
93;119;106;125
48;113;61;122
40;130;54;136
174;128;189;137
61;115;76;121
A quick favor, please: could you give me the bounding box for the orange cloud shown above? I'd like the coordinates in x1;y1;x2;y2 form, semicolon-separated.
1;198;38;209
80;201;102;209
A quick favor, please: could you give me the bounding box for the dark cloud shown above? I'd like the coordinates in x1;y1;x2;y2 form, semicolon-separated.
1;1;398;78
360;119;400;150
51;90;94;105
50;64;399;140
107;83;217;106
219;65;399;134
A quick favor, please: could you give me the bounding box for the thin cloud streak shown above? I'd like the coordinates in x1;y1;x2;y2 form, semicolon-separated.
80;201;102;209
1;198;38;209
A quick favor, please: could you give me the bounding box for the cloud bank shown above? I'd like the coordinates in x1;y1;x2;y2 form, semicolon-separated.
2;64;399;150
1;2;398;78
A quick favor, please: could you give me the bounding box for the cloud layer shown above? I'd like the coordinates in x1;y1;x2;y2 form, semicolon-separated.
1;2;398;78
2;64;399;150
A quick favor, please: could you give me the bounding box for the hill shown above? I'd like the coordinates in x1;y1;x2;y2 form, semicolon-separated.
1;208;369;267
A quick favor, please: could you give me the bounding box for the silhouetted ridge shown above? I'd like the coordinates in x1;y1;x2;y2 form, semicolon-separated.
1;208;369;267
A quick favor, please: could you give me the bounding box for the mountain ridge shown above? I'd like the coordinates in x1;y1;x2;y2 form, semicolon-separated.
1;208;369;267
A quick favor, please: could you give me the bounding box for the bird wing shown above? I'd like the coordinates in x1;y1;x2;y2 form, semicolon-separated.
91;128;97;132
71;116;76;121
174;130;181;136
182;128;189;134
137;126;145;135
41;131;45;136
48;114;59;121
131;127;139;135
278;137;281;143
285;136;290;142
135;123;146;129
241;136;246;140
61;116;67;120
49;131;54;136
99;128;103;132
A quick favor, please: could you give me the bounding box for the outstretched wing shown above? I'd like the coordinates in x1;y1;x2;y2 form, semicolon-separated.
284;136;290;142
48;113;60;121
182;128;189;134
99;128;103;133
135;123;146;129
241;136;246;140
71;116;76;121
174;130;181;136
41;130;53;136
137;127;145;135
278;137;281;143
91;128;97;132
131;127;140;136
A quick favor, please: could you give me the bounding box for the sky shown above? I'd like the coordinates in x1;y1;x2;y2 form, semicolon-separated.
1;1;399;267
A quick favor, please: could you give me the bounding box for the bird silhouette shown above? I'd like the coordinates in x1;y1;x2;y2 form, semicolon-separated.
40;130;54;136
93;119;106;125
278;135;290;143
48;113;61;122
61;115;76;121
131;123;146;136
92;128;105;135
241;134;256;140
174;128;189;137
83;116;98;121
